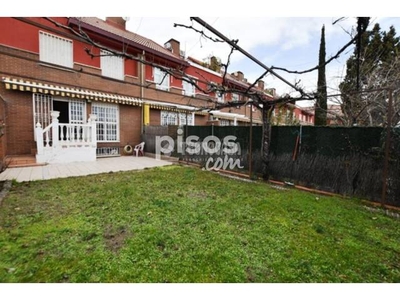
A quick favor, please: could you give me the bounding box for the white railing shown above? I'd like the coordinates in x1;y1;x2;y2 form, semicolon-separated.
35;111;98;163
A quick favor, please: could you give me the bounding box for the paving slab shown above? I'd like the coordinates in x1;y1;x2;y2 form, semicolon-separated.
0;156;172;182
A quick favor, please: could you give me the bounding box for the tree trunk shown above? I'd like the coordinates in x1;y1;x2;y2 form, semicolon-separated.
262;105;273;179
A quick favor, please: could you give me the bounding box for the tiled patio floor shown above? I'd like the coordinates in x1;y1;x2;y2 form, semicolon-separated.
0;156;172;182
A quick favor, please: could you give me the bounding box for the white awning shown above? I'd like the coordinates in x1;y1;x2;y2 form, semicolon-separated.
2;77;142;106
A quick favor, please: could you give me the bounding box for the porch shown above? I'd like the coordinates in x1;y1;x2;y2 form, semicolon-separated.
0;156;172;182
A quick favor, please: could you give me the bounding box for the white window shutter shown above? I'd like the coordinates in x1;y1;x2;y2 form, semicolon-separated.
101;50;124;80
39;31;73;68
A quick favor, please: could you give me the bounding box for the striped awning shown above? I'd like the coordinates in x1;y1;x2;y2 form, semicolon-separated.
2;77;142;106
143;100;208;115
209;110;262;124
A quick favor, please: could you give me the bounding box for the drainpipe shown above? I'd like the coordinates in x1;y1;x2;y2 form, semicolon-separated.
140;50;145;134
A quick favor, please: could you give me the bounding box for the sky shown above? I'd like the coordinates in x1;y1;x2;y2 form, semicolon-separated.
123;17;400;106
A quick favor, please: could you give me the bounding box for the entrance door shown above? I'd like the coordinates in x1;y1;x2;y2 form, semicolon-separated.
53;99;86;141
53;101;69;123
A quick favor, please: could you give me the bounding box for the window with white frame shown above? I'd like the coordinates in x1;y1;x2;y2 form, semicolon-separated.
232;93;239;102
39;31;73;68
217;91;224;103
92;103;119;142
179;112;194;126
101;50;124;80
182;80;196;97
69;100;86;124
161;111;178;126
161;111;195;126
220;119;231;126
154;67;170;91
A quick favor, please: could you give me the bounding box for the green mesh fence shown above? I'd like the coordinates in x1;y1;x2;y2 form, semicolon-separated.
183;125;400;206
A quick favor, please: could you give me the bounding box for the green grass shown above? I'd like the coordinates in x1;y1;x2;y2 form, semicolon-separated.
0;165;399;282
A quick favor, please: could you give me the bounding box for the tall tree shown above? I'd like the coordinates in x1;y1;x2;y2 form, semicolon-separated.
340;21;400;126
315;25;327;125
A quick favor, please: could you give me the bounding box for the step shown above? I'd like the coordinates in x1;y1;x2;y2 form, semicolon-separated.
5;155;46;168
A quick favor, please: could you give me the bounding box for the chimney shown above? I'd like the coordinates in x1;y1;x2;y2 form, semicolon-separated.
106;17;127;30
236;71;244;81
258;80;265;90
165;39;180;56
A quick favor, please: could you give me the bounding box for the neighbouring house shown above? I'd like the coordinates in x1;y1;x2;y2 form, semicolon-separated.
0;17;274;167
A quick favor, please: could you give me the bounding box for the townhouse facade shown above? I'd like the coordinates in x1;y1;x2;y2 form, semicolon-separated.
0;17;272;167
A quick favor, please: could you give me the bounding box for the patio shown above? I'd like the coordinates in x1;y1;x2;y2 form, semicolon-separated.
0;156;172;182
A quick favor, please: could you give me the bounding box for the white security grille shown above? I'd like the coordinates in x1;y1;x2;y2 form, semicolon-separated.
33;93;53;140
179;112;194;126
161;111;177;126
101;50;124;80
161;111;194;126
39;31;73;68
96;147;120;157
220;119;231;126
92;103;119;141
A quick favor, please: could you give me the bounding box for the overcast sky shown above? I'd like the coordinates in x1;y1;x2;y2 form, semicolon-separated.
124;17;400;106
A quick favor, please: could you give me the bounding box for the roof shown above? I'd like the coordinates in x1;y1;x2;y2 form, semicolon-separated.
68;17;186;66
225;73;274;100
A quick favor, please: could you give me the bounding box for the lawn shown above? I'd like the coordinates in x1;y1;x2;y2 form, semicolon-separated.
0;165;399;283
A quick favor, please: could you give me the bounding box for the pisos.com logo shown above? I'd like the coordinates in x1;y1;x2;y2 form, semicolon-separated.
155;128;244;171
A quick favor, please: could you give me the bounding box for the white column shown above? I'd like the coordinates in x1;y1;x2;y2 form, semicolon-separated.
36;123;43;155
51;111;60;148
89;114;97;146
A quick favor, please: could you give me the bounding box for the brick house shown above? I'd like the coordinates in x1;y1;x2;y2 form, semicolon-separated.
0;17;273;167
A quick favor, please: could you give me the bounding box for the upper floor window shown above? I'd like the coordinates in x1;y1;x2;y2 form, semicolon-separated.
182;80;196;97
39;31;73;68
154;67;170;91
232;93;240;102
217;91;224;103
101;50;124;80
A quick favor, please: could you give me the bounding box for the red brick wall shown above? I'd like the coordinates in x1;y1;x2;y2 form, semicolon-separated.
118;104;142;152
150;109;161;126
0;86;36;155
0;95;7;167
195;114;208;126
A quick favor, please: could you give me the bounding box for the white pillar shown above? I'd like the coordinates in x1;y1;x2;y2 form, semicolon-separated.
89;114;97;146
51;111;60;148
36;122;43;155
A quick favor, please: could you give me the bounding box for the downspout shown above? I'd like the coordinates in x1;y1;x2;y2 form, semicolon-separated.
140;50;145;134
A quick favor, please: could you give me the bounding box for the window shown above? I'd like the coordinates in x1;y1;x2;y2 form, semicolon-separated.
232;93;239;102
101;50;124;80
182;80;196;97
69;100;86;124
161;111;195;126
39;31;73;68
161;111;178;126
217;91;224;103
154;67;170;91
220;119;231;126
92;103;119;142
179;112;194;126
